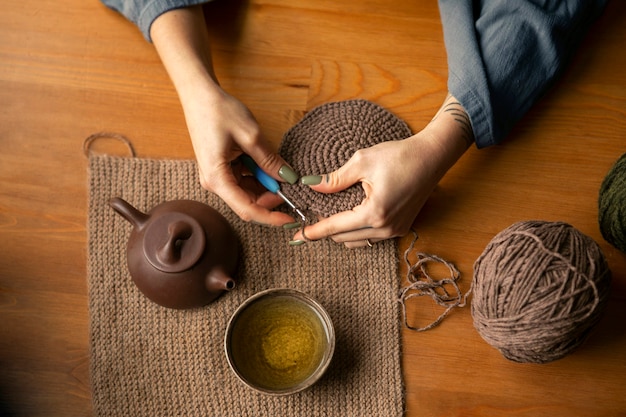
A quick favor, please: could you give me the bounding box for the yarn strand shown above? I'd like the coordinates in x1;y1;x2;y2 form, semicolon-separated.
83;132;136;158
398;231;469;332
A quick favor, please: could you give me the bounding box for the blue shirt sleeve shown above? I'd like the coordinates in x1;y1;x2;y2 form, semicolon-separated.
101;0;214;41
438;0;608;148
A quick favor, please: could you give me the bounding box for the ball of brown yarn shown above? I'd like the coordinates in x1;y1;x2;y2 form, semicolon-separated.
471;221;611;364
279;100;412;218
598;152;626;253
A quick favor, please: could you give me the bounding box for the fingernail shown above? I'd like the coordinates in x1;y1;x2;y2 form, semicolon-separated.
282;222;302;230
288;239;306;246
251;221;273;228
301;175;322;186
278;165;299;184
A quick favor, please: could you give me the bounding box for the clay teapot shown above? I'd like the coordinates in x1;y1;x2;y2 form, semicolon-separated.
109;197;239;309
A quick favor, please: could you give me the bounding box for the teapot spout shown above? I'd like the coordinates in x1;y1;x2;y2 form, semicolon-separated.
206;269;236;293
109;197;149;229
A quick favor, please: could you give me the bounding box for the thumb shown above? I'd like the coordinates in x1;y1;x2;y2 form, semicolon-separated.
303;162;361;194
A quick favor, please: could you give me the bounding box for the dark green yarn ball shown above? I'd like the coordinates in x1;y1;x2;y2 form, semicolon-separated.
599;153;626;253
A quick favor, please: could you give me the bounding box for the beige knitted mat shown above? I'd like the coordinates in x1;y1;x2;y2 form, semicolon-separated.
87;154;404;416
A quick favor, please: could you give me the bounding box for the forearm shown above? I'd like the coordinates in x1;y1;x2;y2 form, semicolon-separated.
100;0;213;41
150;5;222;108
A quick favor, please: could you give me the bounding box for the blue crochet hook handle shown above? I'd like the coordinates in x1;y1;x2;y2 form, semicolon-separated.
239;154;307;223
240;154;280;193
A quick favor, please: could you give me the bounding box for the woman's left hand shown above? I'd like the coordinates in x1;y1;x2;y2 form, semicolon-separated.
290;98;472;248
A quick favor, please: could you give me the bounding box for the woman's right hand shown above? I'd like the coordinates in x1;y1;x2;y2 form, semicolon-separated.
151;6;299;226
185;87;299;226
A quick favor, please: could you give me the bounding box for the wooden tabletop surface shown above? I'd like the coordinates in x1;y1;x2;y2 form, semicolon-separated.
1;0;625;415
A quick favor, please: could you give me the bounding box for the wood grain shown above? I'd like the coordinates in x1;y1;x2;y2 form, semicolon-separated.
1;0;625;416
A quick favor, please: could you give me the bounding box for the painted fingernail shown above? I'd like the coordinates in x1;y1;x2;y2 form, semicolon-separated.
301;175;322;186
278;165;299;184
251;221;272;228
282;222;302;230
288;239;306;246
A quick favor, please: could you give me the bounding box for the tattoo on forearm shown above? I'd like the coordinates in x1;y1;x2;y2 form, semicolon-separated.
445;101;474;146
432;94;475;147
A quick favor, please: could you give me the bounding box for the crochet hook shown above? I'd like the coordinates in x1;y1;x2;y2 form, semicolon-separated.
240;155;308;223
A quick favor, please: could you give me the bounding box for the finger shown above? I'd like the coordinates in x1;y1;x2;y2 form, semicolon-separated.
344;239;381;249
330;229;379;244
212;176;295;226
203;161;295;225
293;207;373;242
237;175;285;209
244;148;299;185
303;157;363;194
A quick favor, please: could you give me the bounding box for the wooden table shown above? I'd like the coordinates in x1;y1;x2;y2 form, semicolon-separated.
1;0;625;415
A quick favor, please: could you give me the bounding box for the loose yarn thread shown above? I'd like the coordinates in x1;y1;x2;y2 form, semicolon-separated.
599;152;626;253
83;132;137;158
471;221;611;364
398;231;468;332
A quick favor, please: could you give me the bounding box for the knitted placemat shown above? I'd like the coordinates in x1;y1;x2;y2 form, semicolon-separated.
86;155;404;416
279;99;412;217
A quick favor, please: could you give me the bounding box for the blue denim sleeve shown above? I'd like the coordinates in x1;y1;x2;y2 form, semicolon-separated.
101;0;214;42
438;0;608;148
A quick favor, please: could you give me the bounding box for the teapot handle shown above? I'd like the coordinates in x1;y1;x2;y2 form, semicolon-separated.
157;220;198;265
144;213;206;273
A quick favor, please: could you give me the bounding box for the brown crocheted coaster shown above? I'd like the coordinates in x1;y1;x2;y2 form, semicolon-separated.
279;100;412;217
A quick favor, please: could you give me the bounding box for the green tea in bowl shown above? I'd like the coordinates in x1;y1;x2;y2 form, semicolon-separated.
224;288;335;395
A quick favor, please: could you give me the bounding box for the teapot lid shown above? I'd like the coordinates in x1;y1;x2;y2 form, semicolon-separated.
143;212;206;273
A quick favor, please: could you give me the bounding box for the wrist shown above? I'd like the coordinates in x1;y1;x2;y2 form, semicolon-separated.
176;69;224;113
427;93;474;151
404;97;472;183
420;94;473;166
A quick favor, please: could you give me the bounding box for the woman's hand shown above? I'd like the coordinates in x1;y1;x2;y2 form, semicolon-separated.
183;86;298;225
151;6;298;226
291;94;473;248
